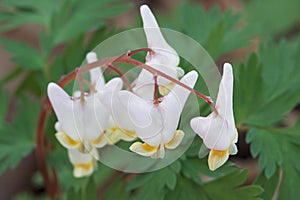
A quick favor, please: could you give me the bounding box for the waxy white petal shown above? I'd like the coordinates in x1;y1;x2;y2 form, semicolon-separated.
208;149;229;171
190;63;238;170
86;52;105;90
48;83;109;144
118;90;163;146
55;131;81;149
72;93;108;141
165;130;185;149
48;83;80;141
190;63;237;150
68;148;97;177
191;115;232;150
140;5;179;66
134;5;183;99
129;142;158;157
160;70;198;143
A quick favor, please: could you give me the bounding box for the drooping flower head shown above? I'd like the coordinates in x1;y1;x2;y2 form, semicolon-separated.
190;63;238;171
134;5;184;99
48;52;130;177
120;71;198;158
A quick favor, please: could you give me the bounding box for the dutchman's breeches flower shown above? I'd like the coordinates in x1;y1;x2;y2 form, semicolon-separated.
119;71;198;158
87;52;137;144
134;5;184;99
48;83;109;177
48;52;132;177
190;63;238;171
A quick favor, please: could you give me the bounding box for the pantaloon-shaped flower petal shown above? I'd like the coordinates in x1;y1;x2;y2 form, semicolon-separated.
120;70;198;158
68;148;98;178
48;83;109;144
134;5;184;99
190;63;238;171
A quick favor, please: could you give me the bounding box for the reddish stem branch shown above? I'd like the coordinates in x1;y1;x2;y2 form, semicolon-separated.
108;64;133;91
118;56;217;112
36;97;60;199
126;47;153;57
153;74;159;105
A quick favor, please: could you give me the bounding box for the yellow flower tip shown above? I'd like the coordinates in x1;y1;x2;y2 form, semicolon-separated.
91;133;108;148
122;129;137;138
165;130;185;149
73;160;94;178
129;142;158;157
208;149;229;171
159;82;176;96
104;127;136;145
55;132;81;149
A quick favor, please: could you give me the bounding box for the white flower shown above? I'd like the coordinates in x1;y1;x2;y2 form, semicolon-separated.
87;52;137;144
47;52;124;177
119;71;198;158
134;5;184;99
190;63;238;171
48;83;109;151
86;52;105;90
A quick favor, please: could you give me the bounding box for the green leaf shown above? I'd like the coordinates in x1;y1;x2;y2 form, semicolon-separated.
234;41;300;126
127;165;179;200
202;170;263;200
233;53;263;125
247;118;300;199
246;128;282;178
166;170;263;200
102;177;130;200
165;175;207;200
50;0;131;45
160;3;254;59
0;97;38;175
0;38;44;70
254;168;280;200
245;0;300;36
0;85;8;126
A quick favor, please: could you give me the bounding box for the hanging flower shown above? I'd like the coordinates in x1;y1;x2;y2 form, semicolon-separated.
48;52;127;177
190;63;238;171
87;52;137;144
119;71;198;158
134;5;184;99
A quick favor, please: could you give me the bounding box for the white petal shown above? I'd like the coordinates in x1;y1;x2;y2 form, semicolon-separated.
190;116;210;141
68;148;96;177
216;63;235;128
161;71;198;143
99;78;136;131
194;115;232;150
55;132;81;149
133;69;155;100
151;145;165;159
68;148;92;165
55;121;62;132
229;143;238;155
86;52;105;90
48;83;79;141
73;94;109;141
140;5;179;66
165;130;184;149
91;133;108;148
118;91;163;146
129;142;158;157
208;149;229;171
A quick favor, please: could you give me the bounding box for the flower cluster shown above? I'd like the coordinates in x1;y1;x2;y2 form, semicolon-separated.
47;5;238;177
